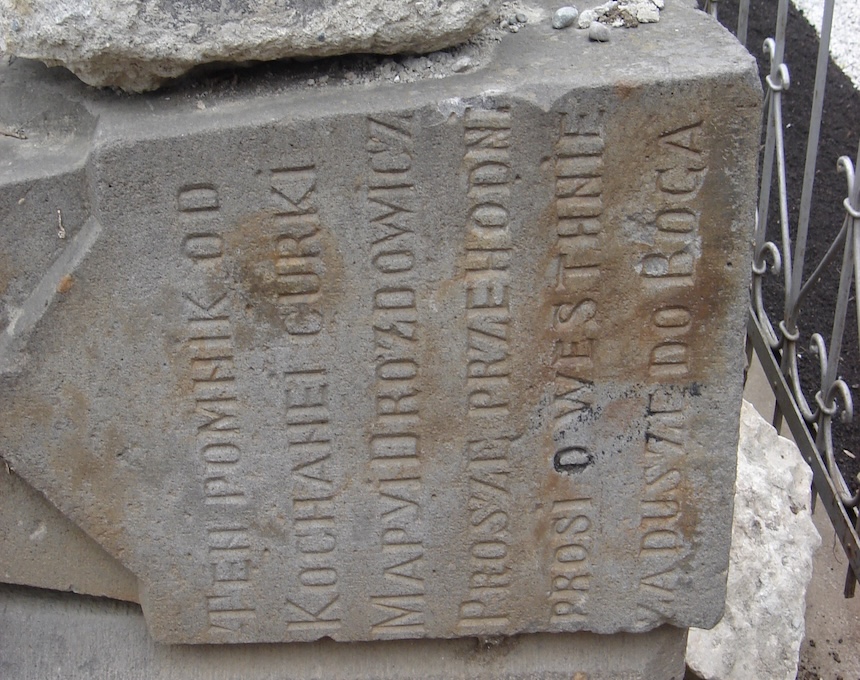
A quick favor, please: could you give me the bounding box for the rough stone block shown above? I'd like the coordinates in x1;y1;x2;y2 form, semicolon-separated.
686;401;821;680
0;1;760;644
0;0;503;92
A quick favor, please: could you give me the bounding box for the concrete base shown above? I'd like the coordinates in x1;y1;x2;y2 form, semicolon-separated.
0;584;687;680
0;469;139;603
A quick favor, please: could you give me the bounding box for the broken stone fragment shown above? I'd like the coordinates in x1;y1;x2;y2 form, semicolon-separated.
686;401;821;680
636;1;661;23
0;0;503;92
578;0;660;29
578;8;597;28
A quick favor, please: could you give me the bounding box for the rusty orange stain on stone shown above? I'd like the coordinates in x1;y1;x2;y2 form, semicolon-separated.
56;275;74;294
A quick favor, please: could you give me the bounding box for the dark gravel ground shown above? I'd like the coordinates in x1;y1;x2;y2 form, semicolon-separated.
714;0;860;495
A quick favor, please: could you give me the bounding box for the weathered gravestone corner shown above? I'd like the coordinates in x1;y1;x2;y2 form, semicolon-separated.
0;0;760;657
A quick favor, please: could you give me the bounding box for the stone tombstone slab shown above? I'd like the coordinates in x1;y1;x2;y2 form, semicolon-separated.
0;1;760;644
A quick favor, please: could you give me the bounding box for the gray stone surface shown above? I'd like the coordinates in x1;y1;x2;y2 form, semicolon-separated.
553;6;580;29
578;9;598;28
0;469;139;603
0;0;760;644
0;0;503;92
588;22;611;40
0;586;688;680
686;401;821;680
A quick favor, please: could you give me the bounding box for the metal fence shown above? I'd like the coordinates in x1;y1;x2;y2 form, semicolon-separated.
706;0;860;595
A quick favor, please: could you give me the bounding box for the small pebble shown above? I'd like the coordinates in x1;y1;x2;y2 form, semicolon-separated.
577;8;596;28
589;21;611;41
452;56;473;73
552;6;579;29
516;12;527;23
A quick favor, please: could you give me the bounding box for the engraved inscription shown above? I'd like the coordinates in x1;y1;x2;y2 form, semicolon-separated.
206;524;255;633
186;290;244;505
184;233;224;261
636;389;690;624
648;305;692;378
366;114;426;637
458;438;512;629
178;184;256;635
457;108;514;629
549;498;593;624
541;113;605;626
639;122;708;286
549;113;605;471
284;369;341;633
463;107;513;417
269;165;324;335
177;183;220;213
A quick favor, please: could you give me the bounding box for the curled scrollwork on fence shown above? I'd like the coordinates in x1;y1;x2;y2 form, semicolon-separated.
706;0;860;595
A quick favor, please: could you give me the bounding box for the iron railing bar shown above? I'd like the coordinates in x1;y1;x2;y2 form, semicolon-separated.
855;210;860;356
774;91;794;301
851;139;860;206
821;220;853;393
773;0;788;67
795;216;848;309
748;307;860;581
816;147;860;416
737;0;750;47
753;0;789;305
767;0;792;431
756;85;779;260
843;141;860;596
773;69;793;429
787;0;837;331
852;141;860;348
